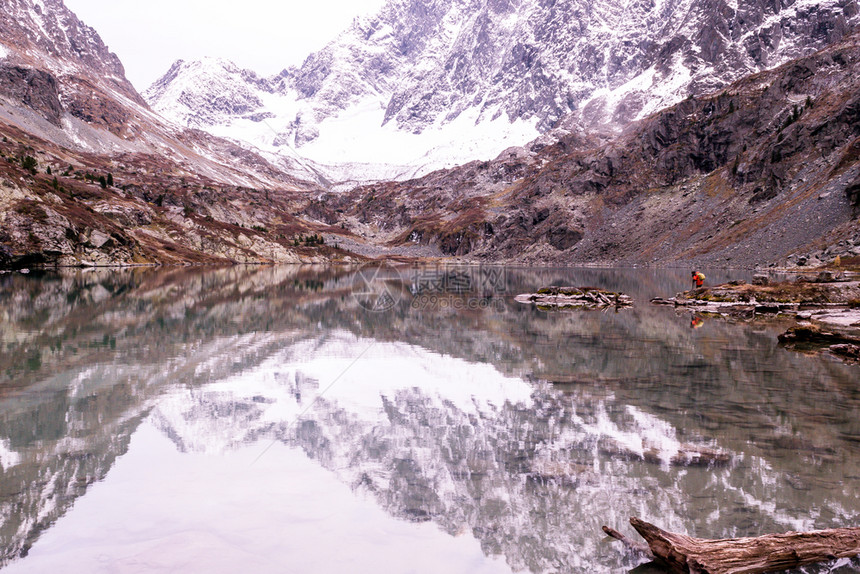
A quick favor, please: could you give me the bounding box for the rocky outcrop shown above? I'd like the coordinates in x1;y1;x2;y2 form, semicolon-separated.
329;34;860;267
515;286;634;309
0;0;146;124
0;126;364;268
0;65;63;125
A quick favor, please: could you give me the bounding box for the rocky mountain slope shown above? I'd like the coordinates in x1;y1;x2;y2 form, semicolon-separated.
0;0;319;187
323;33;860;267
2;0;859;269
145;0;860;183
0;0;367;267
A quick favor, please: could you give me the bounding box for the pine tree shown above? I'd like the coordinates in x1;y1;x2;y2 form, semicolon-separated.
21;155;37;175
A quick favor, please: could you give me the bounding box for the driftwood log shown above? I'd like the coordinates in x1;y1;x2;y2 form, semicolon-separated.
515;286;633;309
602;525;653;558
604;517;860;574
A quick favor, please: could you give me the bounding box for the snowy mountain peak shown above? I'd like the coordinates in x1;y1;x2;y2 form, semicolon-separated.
144;0;859;184
144;57;275;128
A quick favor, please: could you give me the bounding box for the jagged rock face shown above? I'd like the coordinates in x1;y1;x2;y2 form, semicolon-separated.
0;64;63;125
0;125;352;268
144;59;273;128
0;0;145;108
330;35;860;267
145;0;860;173
0;0;139;135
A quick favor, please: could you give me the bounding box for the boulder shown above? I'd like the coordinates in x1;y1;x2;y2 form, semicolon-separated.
87;230;113;249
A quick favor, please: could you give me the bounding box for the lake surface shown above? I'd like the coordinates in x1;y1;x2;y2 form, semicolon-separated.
0;265;859;573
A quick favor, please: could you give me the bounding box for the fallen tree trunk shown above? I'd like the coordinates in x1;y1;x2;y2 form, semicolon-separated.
515;286;633;309
602;525;653;558
613;517;860;574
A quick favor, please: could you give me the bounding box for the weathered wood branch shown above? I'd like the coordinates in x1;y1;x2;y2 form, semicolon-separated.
626;517;860;574
603;525;654;558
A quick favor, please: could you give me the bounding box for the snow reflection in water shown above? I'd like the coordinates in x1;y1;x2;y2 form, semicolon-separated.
0;266;859;573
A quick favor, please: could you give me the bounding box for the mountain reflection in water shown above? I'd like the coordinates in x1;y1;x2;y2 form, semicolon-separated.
0;265;859;573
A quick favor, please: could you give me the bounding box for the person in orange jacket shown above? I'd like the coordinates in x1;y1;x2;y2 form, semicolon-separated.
691;270;705;290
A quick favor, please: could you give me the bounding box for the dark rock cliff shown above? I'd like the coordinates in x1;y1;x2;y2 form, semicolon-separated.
0;65;63;126
329;34;860;267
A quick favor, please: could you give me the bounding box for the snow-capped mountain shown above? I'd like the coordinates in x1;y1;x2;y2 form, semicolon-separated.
145;0;860;184
0;0;322;189
145;55;539;186
0;0;367;267
144;58;273;128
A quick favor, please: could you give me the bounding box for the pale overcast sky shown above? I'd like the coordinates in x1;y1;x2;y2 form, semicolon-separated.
63;0;388;91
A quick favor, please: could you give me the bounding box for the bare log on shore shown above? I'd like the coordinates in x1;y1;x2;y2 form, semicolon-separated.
603;517;860;574
515;287;633;309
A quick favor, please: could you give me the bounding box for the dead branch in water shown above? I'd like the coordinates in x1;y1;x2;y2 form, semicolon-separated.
603;517;860;574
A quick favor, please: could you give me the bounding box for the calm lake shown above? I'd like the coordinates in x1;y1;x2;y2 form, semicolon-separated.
0;265;859;573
